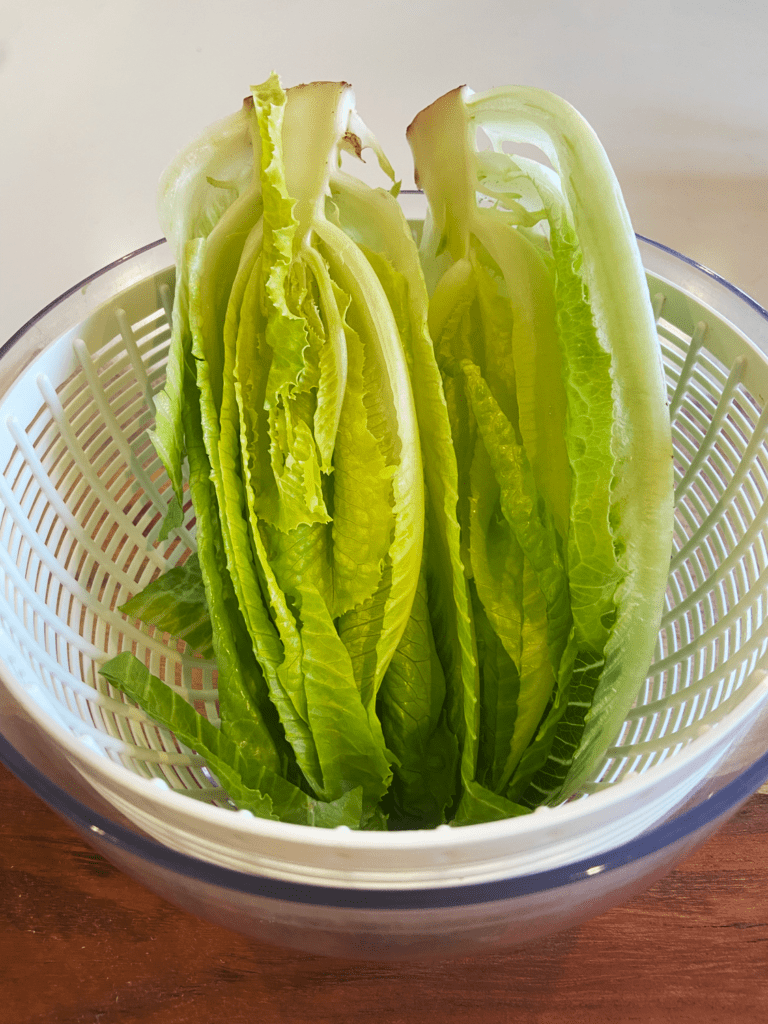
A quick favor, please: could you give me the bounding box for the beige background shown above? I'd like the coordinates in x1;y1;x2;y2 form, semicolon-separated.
1;0;766;345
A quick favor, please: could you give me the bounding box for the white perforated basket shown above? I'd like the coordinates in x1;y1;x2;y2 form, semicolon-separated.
1;231;768;887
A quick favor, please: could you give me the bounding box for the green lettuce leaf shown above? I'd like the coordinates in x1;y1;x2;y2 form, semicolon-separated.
179;321;286;773
467;87;674;797
327;175;478;807
377;538;459;828
99;652;363;828
119;553;213;659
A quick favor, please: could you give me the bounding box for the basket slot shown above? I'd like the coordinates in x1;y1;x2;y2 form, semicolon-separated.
629;602;766;724
6;417;172;595
72;339;196;549
674;356;746;502
0;479;210;677
611;663;762;757
0;513;101;658
654;569;768;683
665;491;768;632
115;307;157;417
0;591;198;762
30;376;171;572
135;282;175;400
670;406;768;570
668;320;707;418
0;592;218;782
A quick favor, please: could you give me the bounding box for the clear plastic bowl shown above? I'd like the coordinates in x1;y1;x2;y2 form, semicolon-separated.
1;215;768;959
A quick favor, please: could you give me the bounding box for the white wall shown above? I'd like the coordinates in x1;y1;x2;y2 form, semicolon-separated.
1;0;766;342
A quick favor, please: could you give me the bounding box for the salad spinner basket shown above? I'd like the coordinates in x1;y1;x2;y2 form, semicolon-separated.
1;208;768;959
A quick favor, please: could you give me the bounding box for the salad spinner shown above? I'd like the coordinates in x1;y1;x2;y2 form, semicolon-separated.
1;200;767;958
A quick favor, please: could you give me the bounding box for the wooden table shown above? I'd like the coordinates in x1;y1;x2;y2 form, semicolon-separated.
1;761;766;1024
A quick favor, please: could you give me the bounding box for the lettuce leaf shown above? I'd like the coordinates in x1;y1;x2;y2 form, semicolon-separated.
152;99;257;521
377;532;459;828
99;652;363;827
119;553;213;660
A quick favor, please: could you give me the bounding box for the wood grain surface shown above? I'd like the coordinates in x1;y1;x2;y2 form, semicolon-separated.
1;761;766;1024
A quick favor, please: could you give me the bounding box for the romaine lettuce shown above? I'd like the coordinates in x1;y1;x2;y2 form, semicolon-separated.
100;76;673;828
407;85;673;805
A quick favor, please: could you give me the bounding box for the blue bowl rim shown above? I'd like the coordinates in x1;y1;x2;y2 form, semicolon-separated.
2;723;767;911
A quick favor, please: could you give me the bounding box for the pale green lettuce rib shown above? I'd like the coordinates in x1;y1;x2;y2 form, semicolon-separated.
425;261;478;582
329;308;396;618
149;258;189;524
252;77;312;411
152;99;257;517
300;245;348;473
195;184;264;415
470;218;571;540
157;100;256;264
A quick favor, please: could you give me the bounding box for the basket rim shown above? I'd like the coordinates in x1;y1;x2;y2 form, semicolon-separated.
635;232;768;323
0;238;168;365
2;629;767;854
3;226;764;365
